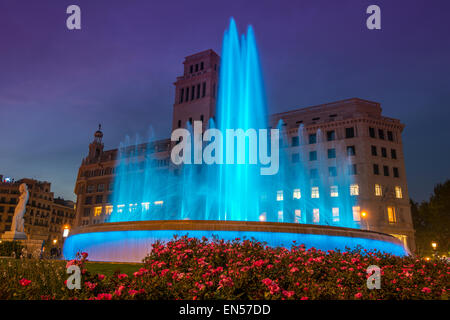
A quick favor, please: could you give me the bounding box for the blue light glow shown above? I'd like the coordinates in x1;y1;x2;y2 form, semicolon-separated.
63;230;407;262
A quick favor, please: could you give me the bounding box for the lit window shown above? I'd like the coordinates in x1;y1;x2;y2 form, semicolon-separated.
352;206;361;222
375;184;382;196
259;212;267;222
117;204;125;214
332;207;339;222
276;190;284;201
129;203;138;213
350;184;359;196
141;202;150;212
278;210;283;222
387;206;396;223
94;206;102;216
154;200;164;206
105;205;113;215
330;185;339;197
311;187;319;198
395;186;402;199
313;209;320;223
294;209;301;223
293;189;301;199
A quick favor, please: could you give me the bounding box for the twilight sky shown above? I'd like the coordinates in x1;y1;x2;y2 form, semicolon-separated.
0;0;449;202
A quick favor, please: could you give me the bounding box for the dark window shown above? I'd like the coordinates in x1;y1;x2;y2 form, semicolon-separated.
85;196;92;205
373;164;380;175
378;129;385;140
387;131;393;141
178;120;181;128
202;82;206;97
200;62;204;70
180;88;184;103
345;127;355;138
212;83;216;98
0;206;3;213
381;147;387;158
197;84;201;99
326;130;335;141
348;164;357;175
195;64;198;72
327;148;336;159
310;169;319;179
309;133;317;144
383;165;389;176
391;149;397;159
189;65;193;73
309;151;317;161
369;127;376;138
95;195;102;204
83;208;90;217
393;167;399;178
292;153;300;163
185;87;189;102
371;145;377;156
191;86;195;100
329;167;337;177
292;136;299;146
347;146;356;156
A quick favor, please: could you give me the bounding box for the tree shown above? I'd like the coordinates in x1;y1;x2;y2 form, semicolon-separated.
411;179;450;257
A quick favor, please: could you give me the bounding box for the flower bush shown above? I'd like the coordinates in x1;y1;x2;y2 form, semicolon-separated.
0;236;448;300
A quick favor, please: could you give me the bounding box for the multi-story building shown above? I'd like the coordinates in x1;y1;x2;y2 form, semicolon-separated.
0;177;75;247
73;49;416;252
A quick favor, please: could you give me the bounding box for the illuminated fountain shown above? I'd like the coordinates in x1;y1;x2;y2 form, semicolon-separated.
63;19;408;262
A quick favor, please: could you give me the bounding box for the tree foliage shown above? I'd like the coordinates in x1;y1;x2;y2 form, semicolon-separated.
411;179;450;256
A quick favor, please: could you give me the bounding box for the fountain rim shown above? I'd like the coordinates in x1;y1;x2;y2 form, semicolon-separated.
68;220;403;246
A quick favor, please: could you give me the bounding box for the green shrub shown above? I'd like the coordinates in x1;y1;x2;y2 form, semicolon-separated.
0;241;24;258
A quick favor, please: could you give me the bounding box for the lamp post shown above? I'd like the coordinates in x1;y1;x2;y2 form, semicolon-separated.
361;210;369;231
431;241;437;259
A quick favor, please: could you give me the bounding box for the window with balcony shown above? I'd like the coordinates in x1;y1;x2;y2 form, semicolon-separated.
395;186;403;199
327;148;336;159
330;185;338;197
332;207;340;222
293;189;301;199
375;184;382;196
350;184;359;196
311;187;319;198
387;206;396;223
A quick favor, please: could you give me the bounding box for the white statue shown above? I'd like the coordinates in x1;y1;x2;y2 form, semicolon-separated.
11;183;29;233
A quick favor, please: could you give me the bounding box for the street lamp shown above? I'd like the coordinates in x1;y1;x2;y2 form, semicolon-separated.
53;239;57;245
431;241;438;258
361;210;369;230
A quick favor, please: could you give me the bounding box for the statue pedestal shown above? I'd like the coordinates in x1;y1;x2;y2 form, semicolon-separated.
1;231;27;241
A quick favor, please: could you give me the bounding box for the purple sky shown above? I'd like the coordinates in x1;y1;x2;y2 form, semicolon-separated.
1;0;449;202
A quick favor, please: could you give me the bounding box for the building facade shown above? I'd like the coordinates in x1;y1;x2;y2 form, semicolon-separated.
0;177;75;247
73;50;416;252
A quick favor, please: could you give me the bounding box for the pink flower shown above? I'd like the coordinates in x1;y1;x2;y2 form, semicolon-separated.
96;293;112;300
300;296;309;300
98;274;105;281
85;281;97;290
282;290;295;298
81;252;88;259
354;292;363;299
290;267;299;273
118;273;128;280
421;287;431;293
19;278;31;287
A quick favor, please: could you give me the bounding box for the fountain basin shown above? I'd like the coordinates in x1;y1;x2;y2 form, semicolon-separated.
63;220;409;262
